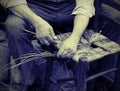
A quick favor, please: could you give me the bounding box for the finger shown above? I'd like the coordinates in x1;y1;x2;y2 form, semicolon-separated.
57;47;65;58
49;27;57;40
61;49;71;58
42;39;50;46
46;36;57;45
62;49;75;58
54;43;60;50
67;51;75;59
72;55;79;62
53;40;62;49
39;38;50;46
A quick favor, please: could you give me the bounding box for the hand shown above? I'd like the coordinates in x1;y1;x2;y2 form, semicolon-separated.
9;5;58;46
34;19;57;46
57;34;79;59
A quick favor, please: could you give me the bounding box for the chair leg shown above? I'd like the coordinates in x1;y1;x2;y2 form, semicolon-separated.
72;60;88;91
43;58;54;91
114;52;120;91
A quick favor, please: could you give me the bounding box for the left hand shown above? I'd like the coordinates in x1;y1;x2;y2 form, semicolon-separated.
57;34;79;59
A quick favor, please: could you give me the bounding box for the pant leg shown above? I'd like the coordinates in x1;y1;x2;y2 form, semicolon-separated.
0;29;10;91
45;60;76;91
0;29;10;81
5;14;37;91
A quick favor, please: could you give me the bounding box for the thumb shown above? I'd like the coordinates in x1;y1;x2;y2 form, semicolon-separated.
49;27;57;40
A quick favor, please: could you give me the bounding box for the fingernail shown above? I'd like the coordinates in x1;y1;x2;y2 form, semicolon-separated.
53;36;57;40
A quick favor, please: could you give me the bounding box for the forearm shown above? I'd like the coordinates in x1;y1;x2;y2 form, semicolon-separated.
71;0;94;41
9;4;46;26
71;14;89;42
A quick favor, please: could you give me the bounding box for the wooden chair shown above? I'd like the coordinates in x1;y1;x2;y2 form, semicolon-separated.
42;30;120;91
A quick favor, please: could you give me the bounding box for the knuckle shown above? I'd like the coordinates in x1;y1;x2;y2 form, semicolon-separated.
49;26;53;29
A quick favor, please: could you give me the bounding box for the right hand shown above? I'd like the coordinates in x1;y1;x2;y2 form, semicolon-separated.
33;19;57;46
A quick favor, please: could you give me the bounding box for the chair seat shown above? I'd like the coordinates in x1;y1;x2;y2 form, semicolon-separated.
56;29;120;62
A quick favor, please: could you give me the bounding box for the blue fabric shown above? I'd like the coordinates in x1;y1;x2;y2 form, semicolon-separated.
0;29;10;82
27;0;74;4
46;60;76;91
28;1;75;31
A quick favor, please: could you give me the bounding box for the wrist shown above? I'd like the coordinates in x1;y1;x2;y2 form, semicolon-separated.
71;31;82;39
70;33;81;44
29;15;46;27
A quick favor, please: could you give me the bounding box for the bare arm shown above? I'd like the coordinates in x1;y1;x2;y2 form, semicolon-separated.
9;5;45;27
8;4;57;46
57;0;95;59
71;15;89;45
71;0;95;44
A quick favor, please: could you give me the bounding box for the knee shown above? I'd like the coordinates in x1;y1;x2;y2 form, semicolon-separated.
5;15;25;36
